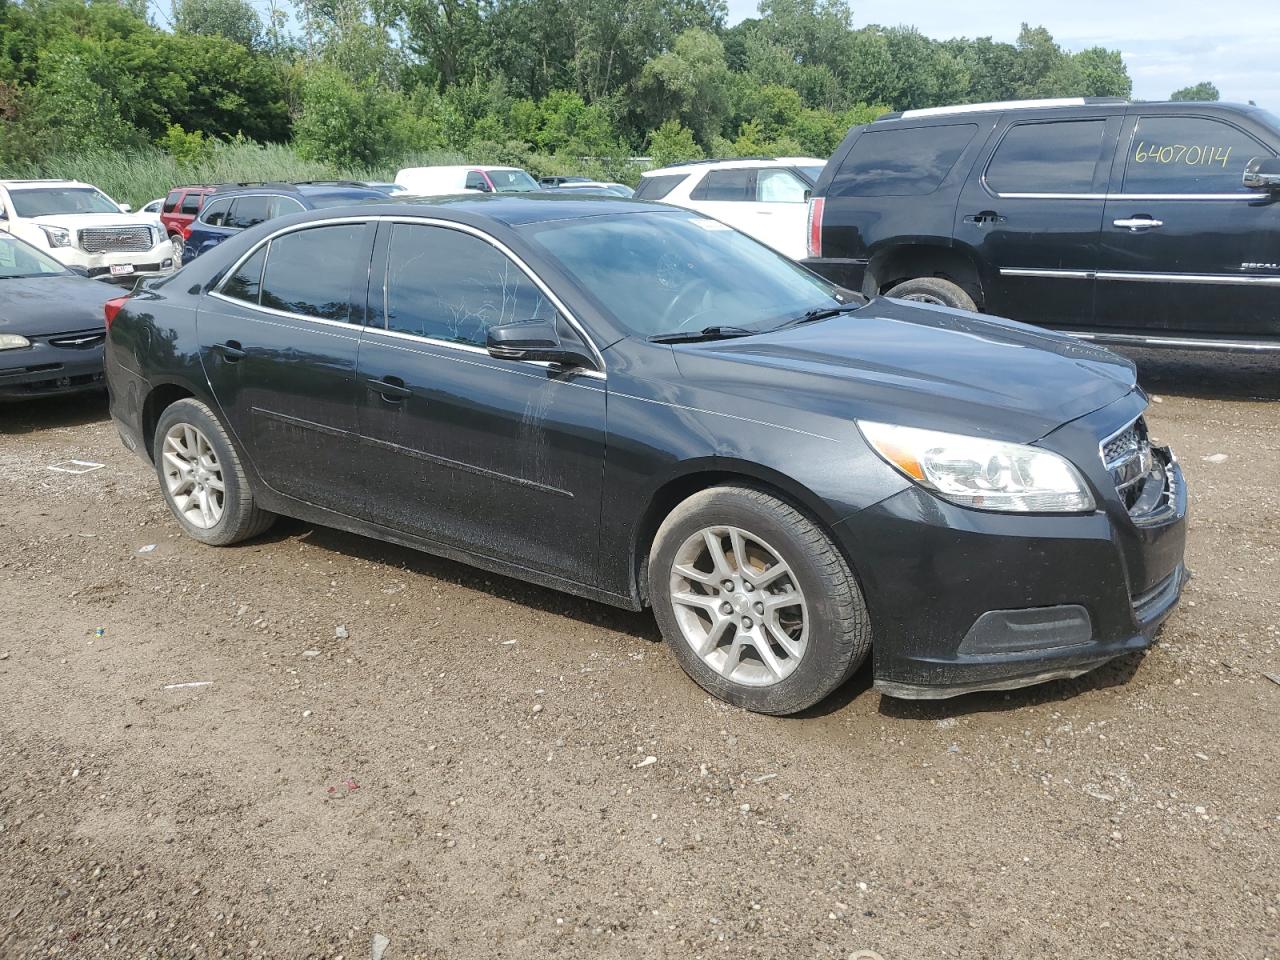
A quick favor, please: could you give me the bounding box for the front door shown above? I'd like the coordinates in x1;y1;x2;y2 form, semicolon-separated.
752;168;812;259
955;116;1118;329
198;220;375;513
1095;112;1280;339
355;220;606;586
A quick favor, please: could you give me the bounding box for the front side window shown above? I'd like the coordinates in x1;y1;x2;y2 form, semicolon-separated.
1122;116;1274;194
258;223;368;321
382;223;556;347
180;192;203;215
986;120;1107;195
691;169;753;201
201;198;232;226
8;187;121;217
221;246;267;303
465;172;491;192
756;169;808;203
164;190;182;213
830;124;977;197
225;196;274;231
524;210;846;339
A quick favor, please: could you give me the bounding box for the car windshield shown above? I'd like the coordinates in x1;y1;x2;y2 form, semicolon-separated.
523;210;847;339
0;234;67;278
8;187;121;217
489;169;541;193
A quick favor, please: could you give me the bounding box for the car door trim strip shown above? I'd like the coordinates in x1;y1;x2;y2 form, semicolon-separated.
1000;268;1280;286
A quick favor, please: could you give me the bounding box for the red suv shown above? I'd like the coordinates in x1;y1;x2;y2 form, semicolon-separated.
159;186;215;250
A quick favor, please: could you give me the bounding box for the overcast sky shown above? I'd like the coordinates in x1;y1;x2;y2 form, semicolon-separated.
725;0;1280;111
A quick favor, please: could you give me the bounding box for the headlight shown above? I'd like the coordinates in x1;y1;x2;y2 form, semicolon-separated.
39;225;72;248
0;334;32;350
858;420;1096;513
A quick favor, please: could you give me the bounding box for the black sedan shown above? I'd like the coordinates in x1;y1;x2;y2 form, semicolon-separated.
1;233;115;401
104;196;1188;715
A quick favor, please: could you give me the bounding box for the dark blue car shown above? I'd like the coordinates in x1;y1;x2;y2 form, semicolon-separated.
182;182;387;262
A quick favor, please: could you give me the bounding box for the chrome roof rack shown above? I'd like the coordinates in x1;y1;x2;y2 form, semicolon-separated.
883;97;1128;121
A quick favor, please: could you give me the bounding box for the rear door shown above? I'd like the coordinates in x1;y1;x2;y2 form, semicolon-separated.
955;114;1119;328
1094;112;1280;338
198;219;375;513
354;219;606;585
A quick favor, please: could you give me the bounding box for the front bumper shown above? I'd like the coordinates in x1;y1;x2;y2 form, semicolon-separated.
836;438;1188;700
48;243;177;283
0;335;105;401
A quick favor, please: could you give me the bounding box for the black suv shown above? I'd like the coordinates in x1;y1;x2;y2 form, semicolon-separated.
804;98;1280;350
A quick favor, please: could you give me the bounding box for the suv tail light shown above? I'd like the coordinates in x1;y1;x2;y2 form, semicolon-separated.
181;223;194;240
806;197;825;259
104;296;128;330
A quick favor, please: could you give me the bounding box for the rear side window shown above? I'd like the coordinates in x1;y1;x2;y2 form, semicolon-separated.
1122;116;1274;194
634;174;687;201
986;120;1107;194
163;190;181;213
260;223;367;322
200;198;231;226
830;124;977;197
225;196;273;230
690;169;754;201
180;192;203;215
222;246;266;303
382;223;556;347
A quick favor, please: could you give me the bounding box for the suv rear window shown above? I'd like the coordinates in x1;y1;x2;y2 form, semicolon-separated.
634;174;686;201
163;190;181;213
1122;116;1274;194
986;120;1107;195
830;124;977;197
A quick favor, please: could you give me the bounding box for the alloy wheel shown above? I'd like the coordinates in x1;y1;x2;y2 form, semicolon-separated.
161;422;225;529
668;525;809;687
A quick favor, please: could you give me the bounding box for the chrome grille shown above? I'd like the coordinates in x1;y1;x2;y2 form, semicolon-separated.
80;226;153;254
49;330;105;349
1100;416;1154;502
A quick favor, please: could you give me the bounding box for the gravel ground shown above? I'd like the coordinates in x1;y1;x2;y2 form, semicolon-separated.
1;350;1277;960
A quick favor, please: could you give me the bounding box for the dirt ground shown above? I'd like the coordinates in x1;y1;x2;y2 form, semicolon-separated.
1;349;1277;960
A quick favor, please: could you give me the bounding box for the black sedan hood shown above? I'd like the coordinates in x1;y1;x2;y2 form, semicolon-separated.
671;298;1138;443
0;275;115;336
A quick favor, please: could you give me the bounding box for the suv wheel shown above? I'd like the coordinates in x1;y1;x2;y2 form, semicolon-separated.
890;277;977;311
153;398;275;546
649;485;871;715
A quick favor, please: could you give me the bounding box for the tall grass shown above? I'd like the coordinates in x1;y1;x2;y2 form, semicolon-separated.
2;140;636;208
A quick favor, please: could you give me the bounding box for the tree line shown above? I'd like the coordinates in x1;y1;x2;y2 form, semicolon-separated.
0;0;1218;177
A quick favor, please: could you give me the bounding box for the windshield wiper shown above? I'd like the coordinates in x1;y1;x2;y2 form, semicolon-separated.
770;301;863;332
648;325;756;344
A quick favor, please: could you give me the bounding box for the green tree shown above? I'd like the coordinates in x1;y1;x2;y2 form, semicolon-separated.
647;118;702;165
1074;47;1131;98
172;0;264;50
636;28;732;148
1170;81;1220;102
294;65;405;167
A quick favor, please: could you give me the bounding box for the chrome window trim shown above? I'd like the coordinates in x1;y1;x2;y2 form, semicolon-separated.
213;214;607;375
1061;330;1280;353
197;192;305;226
1000;267;1280;286
992;192;1259;200
206;292;362;337
980;117;1112;199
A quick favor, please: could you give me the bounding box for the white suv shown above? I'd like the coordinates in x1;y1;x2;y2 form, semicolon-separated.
634;157;827;260
0;179;177;282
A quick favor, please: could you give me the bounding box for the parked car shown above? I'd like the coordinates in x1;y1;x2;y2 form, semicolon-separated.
634;157;826;259
159;185;216;253
141;198;165;214
105;195;1187;715
549;181;636;198
539;176;593;188
182;182;387;261
0;232;115;400
804;97;1280;350
0;179;176;283
394;165;542;196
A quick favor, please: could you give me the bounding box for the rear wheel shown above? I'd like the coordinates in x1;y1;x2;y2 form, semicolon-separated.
890;276;977;311
649;485;871;715
153;398;275;546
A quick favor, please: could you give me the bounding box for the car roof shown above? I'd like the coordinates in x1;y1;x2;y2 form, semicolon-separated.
870;96;1265;125
261;194;668;228
209;183;387;203
641;157;827;176
0;179;96;189
398;165;524;175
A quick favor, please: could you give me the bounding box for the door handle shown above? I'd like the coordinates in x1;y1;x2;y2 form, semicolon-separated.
367;376;412;401
964;210;1006;225
214;340;245;361
1113;217;1164;231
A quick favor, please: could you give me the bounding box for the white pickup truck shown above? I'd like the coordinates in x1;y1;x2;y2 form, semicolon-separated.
0;179;177;282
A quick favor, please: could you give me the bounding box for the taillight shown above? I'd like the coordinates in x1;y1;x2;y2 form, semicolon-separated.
104;296;127;330
181;223;193;239
806;196;825;259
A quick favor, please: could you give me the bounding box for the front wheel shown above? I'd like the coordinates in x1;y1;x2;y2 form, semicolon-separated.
890;276;977;311
649;485;871;715
153;398;275;546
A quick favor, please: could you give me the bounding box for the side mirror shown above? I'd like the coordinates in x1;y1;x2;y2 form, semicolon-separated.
803;188;812;202
486;319;593;368
1242;156;1280;191
120;203;133;213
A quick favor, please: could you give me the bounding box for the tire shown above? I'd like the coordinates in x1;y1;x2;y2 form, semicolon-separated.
153;398;275;546
890;276;977;311
649;485;871;715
